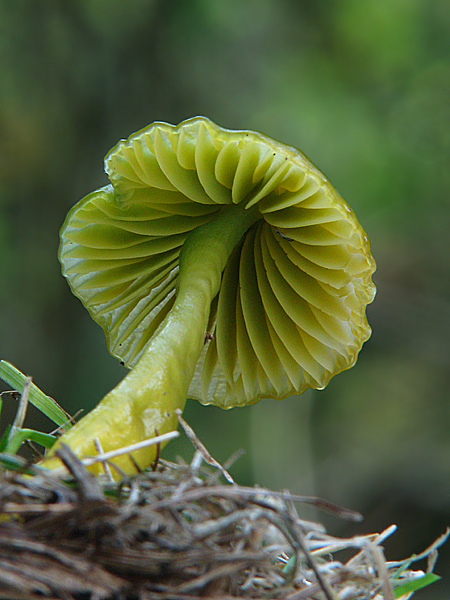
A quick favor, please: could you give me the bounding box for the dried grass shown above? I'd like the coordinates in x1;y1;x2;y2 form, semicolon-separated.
0;420;446;600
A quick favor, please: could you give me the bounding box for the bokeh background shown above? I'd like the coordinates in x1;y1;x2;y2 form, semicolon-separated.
1;1;449;595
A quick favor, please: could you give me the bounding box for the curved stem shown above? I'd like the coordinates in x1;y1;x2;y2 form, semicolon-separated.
44;202;259;475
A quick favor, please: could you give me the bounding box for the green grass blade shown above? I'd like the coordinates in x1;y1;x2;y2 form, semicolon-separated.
0;452;42;475
4;429;57;454
0;360;71;428
394;573;441;598
0;425;11;452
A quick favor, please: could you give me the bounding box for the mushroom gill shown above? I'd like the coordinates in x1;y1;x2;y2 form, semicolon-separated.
60;117;376;411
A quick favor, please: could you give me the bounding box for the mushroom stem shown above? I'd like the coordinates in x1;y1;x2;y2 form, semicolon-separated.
44;202;260;475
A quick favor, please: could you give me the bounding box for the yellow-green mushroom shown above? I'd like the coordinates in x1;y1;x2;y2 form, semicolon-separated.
45;117;376;474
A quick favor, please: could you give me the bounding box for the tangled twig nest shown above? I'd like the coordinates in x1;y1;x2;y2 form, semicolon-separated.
0;419;447;600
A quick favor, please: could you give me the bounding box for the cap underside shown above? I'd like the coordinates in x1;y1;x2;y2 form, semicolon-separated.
59;117;376;408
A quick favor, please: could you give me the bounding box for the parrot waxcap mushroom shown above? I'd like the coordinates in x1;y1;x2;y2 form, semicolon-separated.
46;117;376;474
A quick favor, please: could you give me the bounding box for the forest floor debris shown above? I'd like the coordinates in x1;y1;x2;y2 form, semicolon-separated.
0;418;447;600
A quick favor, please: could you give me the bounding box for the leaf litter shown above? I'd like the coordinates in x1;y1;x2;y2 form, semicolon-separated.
0;413;447;599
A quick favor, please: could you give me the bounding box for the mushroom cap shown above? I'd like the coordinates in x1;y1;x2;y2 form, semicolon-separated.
60;117;376;408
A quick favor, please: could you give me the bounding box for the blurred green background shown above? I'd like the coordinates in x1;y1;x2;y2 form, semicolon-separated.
1;0;449;595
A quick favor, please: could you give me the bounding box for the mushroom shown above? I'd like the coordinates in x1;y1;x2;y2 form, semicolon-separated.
45;117;376;474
